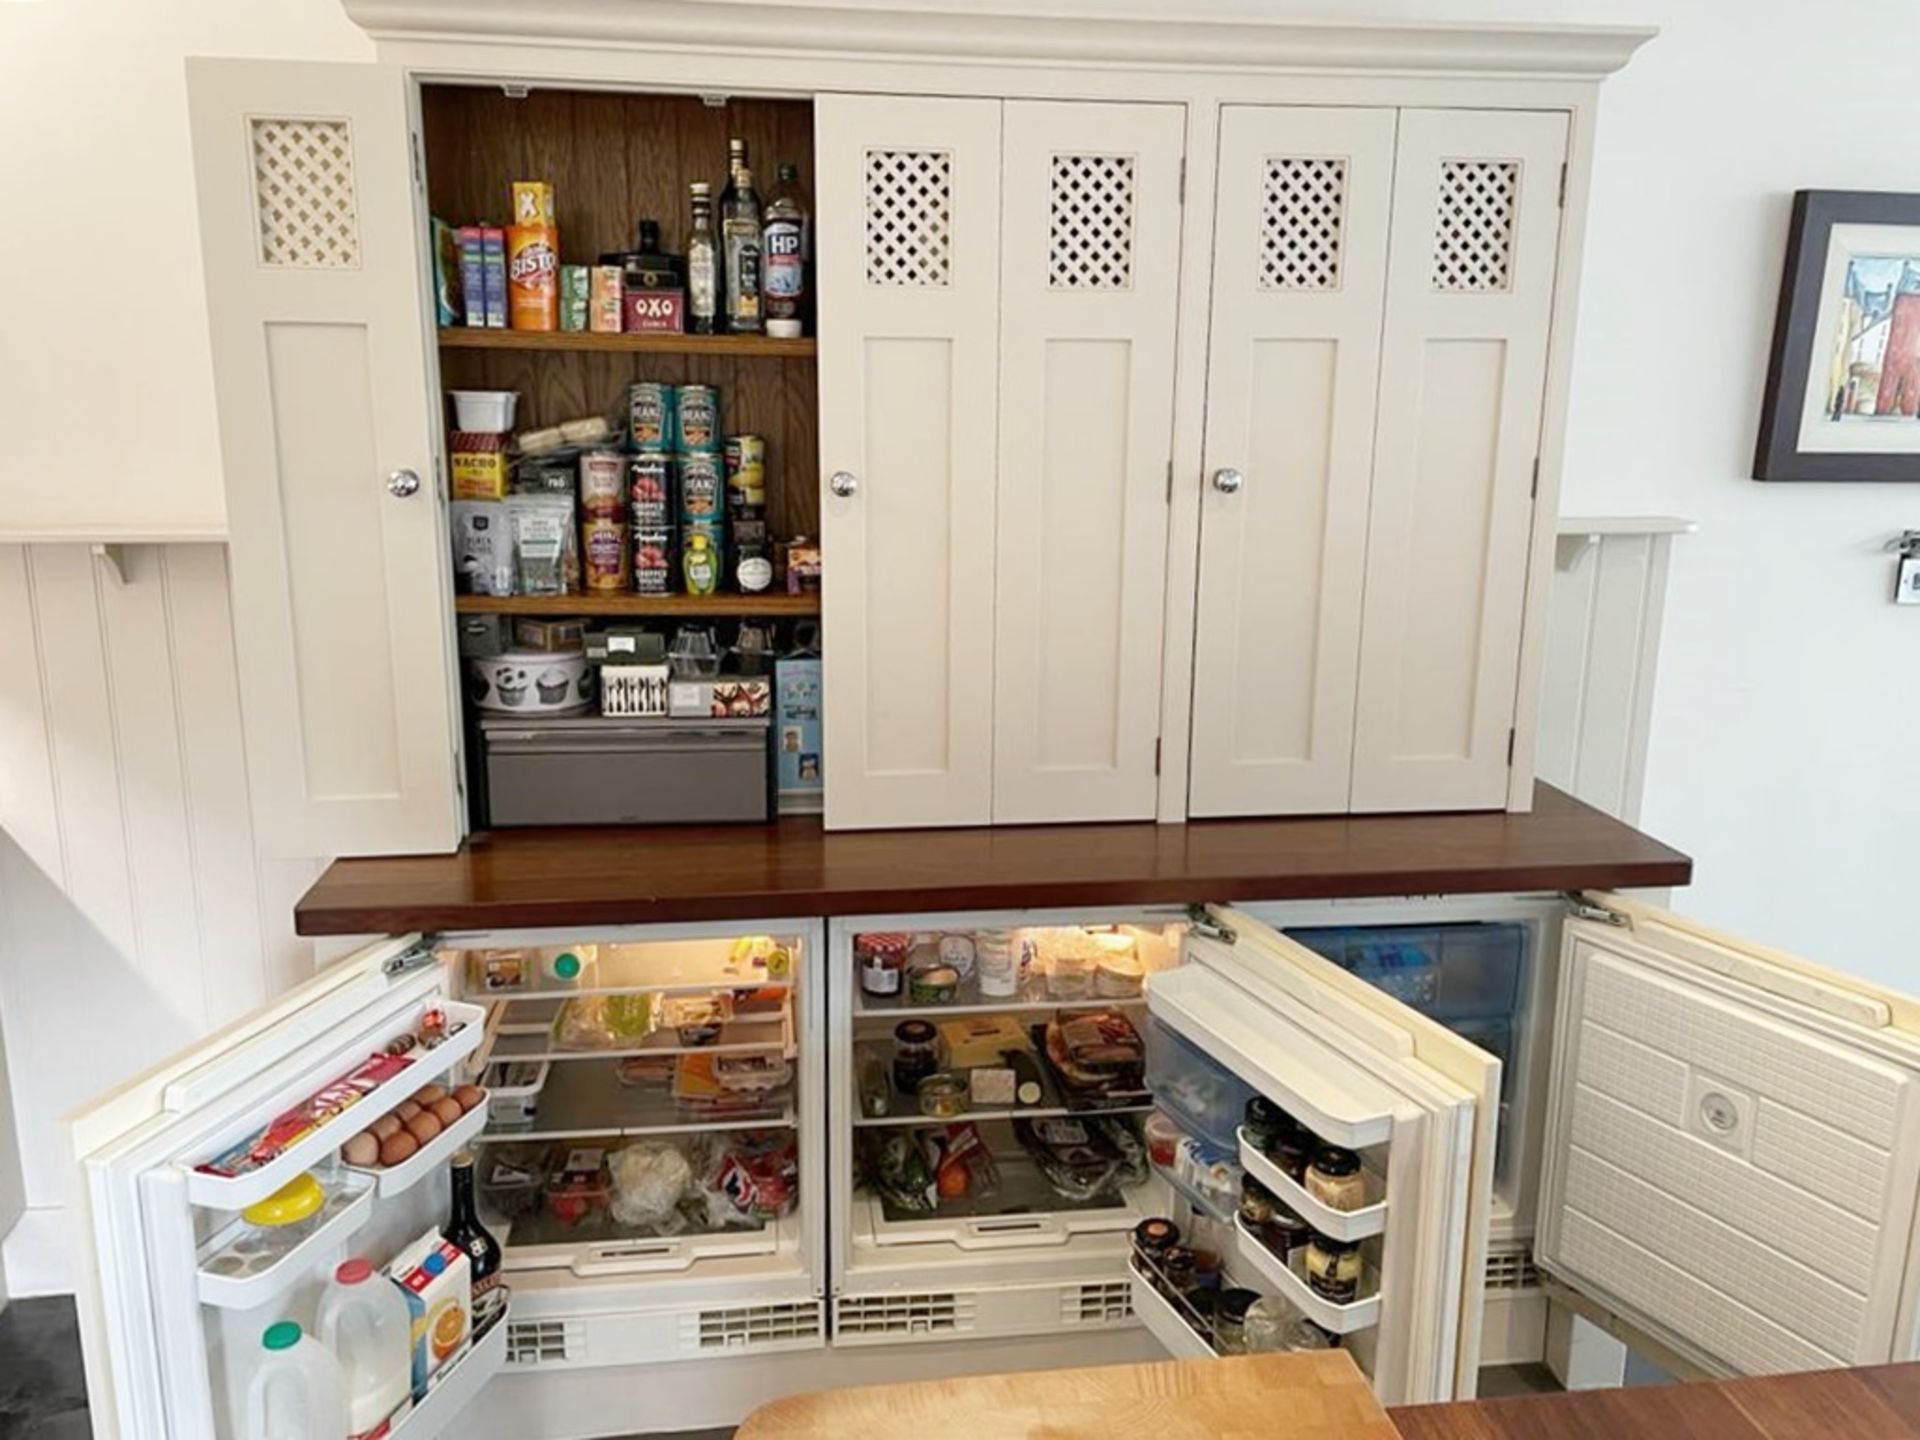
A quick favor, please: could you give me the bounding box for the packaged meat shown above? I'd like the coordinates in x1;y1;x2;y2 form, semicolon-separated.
1013;1114;1146;1202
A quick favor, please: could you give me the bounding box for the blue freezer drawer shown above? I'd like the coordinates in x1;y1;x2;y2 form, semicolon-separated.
1146;1016;1255;1153
1285;922;1526;1021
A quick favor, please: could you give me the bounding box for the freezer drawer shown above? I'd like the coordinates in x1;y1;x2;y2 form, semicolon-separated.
480;716;770;826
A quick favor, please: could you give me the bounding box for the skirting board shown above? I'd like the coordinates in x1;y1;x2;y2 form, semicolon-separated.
2;1207;73;1299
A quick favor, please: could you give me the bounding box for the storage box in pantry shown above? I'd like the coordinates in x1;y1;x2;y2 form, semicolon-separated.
774;653;823;813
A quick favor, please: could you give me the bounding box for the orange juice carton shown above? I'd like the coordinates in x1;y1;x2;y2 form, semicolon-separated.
387;1230;471;1397
512;180;555;226
507;224;559;331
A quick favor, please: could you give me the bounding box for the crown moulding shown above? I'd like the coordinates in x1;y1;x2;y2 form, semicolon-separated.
340;0;1656;79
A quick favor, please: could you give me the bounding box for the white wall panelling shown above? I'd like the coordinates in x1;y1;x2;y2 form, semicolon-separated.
0;543;323;1296
1350;108;1570;813
1537;518;1693;825
187;59;460;858
993;101;1184;822
1187;106;1398;817
818;94;1005;829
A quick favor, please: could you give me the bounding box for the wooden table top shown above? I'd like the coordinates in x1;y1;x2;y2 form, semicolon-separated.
294;782;1692;935
1391;1364;1920;1440
735;1350;1397;1440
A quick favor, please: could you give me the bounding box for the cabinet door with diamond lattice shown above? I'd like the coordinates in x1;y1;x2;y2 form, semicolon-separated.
816;95;1003;828
1350;109;1569;813
992;101;1185;823
187;60;458;856
1188;107;1398;816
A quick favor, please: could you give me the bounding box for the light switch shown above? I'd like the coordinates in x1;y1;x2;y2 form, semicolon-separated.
1899;554;1920;606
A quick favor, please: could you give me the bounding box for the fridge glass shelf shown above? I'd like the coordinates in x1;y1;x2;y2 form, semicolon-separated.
477;1056;794;1140
872;1146;1148;1224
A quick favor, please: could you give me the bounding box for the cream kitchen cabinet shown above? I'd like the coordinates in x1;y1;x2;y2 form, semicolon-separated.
183;5;1647;855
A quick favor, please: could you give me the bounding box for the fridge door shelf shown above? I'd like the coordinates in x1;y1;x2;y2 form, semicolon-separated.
1153;1159;1238;1225
1237;1127;1387;1242
344;1093;491;1197
389;1295;511;1440
1128;1257;1216;1359
195;1167;375;1309
1148;966;1395;1150
1232;1215;1381;1334
186;998;487;1211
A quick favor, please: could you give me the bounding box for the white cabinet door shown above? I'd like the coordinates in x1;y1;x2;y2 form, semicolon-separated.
817;95;1003;829
1537;894;1920;1378
187;61;459;857
991;102;1184;823
1350;110;1568;813
1188;107;1397;817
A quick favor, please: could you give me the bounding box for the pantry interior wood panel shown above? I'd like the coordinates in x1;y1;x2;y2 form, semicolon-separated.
421;86;823;545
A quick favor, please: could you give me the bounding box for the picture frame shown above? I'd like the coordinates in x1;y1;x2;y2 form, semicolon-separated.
1754;189;1920;482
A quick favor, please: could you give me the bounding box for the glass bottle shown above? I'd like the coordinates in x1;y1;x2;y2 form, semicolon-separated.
723;161;764;333
623;219;680;293
687;182;719;335
443;1149;504;1316
762;162;808;338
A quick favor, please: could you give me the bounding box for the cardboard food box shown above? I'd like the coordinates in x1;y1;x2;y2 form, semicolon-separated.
774;654;823;812
512;618;586;653
939;1014;1031;1069
451;431;509;501
458;613;510;658
387;1230;472;1396
668;678;771;719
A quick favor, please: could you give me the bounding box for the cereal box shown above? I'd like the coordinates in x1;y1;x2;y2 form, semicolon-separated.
459;226;486;329
387;1230;471;1397
589;265;624;333
507;224;559;331
480;227;507;329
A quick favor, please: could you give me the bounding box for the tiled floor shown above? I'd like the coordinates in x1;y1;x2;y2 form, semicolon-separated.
0;1298;90;1439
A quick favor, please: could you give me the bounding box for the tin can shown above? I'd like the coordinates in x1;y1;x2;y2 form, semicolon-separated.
582;516;630;592
681;524;724;597
628;452;671;528
724;434;767;516
627;382;676;452
675;385;721;454
578;449;626;517
678;451;724;523
632;529;674;595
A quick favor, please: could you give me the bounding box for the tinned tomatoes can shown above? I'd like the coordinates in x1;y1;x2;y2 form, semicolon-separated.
577;449;626;518
632;529;673;595
627;382;676;451
582;516;630;591
675;385;721;454
628;452;671;529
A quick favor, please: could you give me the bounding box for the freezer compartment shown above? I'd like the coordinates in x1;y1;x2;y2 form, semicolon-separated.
1144;1016;1256;1152
1284;923;1524;1021
478;715;771;826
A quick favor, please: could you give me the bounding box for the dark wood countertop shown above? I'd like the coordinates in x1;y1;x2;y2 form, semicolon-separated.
1391;1363;1920;1440
294;783;1691;936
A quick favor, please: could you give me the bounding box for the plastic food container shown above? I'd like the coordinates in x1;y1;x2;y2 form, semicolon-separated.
450;389;519;432
482;1060;549;1126
544;1147;611;1226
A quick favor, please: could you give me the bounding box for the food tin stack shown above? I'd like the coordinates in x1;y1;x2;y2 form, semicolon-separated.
676;385;725;598
619;380;769;597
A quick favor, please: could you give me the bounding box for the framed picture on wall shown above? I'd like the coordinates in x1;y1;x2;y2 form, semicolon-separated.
1755;189;1920;481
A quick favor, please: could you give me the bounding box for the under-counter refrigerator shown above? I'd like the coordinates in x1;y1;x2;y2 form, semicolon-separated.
828;897;1920;1405
71;920;825;1440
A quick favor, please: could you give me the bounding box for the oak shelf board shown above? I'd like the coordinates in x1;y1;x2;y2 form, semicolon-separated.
438;328;816;358
454;594;819;618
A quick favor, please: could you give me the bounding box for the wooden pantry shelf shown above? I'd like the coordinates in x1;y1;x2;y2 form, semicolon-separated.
454;594;820;618
438;328;816;358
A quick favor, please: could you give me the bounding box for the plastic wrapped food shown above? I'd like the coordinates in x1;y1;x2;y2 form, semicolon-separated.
1042;1009;1147;1107
1015;1115;1146;1202
553;993;656;1051
708;1133;799;1222
858;1131;937;1213
925;1123;999;1202
609;1141;696;1227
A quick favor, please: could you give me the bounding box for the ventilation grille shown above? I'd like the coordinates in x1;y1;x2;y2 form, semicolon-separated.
836;1291;975;1338
250;118;361;268
1432;159;1519;292
504;1318;584;1367
1049;154;1135;290
866;149;953;286
1063;1280;1135;1325
691;1300;822;1351
1484;1246;1542;1292
1261;157;1347;291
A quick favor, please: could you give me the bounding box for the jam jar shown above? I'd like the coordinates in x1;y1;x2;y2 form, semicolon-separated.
1263;1202;1312;1258
857;932;912;998
1132;1217;1181;1270
1305;1145;1368;1213
1305;1234;1362;1303
1267;1122;1314;1183
891;1019;942;1096
1213;1288;1261;1355
1244;1096;1293;1153
1239;1173;1277;1230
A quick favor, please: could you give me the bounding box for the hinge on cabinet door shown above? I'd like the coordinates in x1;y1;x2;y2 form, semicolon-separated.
1506;728;1517;764
1165;460;1173;503
1154;738;1162;775
409;131;425;191
1185;904;1236;945
1558;162;1568;208
1530;456;1540;499
1178;158;1187;205
382;935;443;976
1563;893;1630;928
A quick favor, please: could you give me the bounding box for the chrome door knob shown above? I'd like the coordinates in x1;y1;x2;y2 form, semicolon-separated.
829;470;860;498
1212;467;1244;495
386;468;422;499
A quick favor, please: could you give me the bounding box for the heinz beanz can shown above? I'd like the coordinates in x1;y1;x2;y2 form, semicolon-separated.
678;451;724;523
675;385;721;454
578;449;626;517
628;452;671;529
627;381;676;452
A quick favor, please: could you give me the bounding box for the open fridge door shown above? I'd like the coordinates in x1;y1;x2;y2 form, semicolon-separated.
1136;906;1497;1404
70;934;499;1440
1536;892;1920;1378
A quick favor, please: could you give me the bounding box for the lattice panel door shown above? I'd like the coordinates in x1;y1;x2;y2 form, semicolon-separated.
865;148;953;286
1261;157;1347;291
1048;153;1135;289
1431;159;1519;293
250;117;362;268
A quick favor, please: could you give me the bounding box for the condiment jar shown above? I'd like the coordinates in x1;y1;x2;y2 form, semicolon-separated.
1244;1096;1292;1153
1244;1296;1335;1353
1239;1174;1277;1230
1160;1244;1197;1297
1131;1217;1180;1271
905;948;961;1005
1182;1286;1220;1341
1213;1288;1261;1355
1304;1234;1362;1303
1305;1146;1368;1213
1144;1112;1182;1169
916;1072;968;1118
891;1019;942;1095
1263;1203;1312;1258
1267;1123;1314;1183
975;929;1019;997
857;932;911;998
